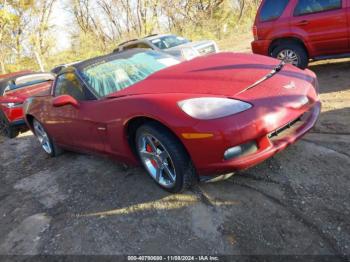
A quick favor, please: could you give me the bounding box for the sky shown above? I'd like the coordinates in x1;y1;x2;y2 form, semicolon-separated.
51;0;72;51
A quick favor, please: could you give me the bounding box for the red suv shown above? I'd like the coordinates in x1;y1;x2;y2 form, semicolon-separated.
252;0;350;68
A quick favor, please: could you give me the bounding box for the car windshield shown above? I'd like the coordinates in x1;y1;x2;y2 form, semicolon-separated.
151;35;190;50
80;51;180;97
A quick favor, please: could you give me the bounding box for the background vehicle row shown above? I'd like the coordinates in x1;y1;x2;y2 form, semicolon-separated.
0;72;54;138
252;0;350;68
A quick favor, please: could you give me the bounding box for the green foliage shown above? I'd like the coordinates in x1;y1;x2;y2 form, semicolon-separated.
6;57;39;72
2;0;260;73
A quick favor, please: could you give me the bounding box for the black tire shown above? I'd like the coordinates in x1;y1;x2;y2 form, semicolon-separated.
0;110;19;139
135;122;197;193
271;42;309;69
33;118;63;157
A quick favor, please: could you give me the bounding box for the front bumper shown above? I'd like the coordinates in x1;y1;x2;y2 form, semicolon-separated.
182;101;321;176
10;119;26;127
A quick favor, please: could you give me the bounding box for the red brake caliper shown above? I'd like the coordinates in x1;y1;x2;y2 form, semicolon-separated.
146;144;158;168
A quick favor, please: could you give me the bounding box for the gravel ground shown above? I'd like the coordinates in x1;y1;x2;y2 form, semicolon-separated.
0;58;349;257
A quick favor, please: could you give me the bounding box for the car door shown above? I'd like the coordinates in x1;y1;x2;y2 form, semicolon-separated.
47;72;106;153
290;0;348;56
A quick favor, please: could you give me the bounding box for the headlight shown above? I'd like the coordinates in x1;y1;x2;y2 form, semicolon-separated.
181;47;199;60
178;97;252;120
1;102;22;108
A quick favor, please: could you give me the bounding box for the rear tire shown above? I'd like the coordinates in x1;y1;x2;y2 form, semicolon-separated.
33;119;63;157
135;122;196;193
271;42;309;69
0;110;19;139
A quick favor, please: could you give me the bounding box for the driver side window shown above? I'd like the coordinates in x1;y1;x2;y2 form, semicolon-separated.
294;0;342;16
136;43;152;49
54;72;90;101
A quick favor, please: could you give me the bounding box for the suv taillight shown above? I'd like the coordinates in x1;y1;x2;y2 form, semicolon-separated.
253;26;258;41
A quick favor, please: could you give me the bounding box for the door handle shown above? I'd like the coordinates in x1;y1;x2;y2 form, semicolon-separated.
297;20;309;26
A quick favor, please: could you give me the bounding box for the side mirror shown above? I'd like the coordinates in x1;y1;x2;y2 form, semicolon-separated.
52;95;79;108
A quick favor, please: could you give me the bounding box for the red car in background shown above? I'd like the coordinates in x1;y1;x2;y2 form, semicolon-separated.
251;0;350;68
24;49;320;193
0;70;32;80
0;72;54;138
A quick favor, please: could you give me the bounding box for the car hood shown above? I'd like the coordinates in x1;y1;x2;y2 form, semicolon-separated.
108;52;317;102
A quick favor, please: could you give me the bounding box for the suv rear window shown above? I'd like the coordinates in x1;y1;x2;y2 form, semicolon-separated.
260;0;289;22
294;0;341;16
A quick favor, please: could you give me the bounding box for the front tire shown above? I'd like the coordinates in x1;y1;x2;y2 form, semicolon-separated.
271;42;309;69
0;110;19;139
135;122;196;193
33;119;63;157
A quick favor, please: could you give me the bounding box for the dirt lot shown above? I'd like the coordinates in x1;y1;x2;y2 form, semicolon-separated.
0;40;349;257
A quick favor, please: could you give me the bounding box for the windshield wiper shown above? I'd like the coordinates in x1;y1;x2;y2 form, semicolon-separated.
237;60;285;95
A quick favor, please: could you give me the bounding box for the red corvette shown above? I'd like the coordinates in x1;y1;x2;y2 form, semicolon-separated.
0;72;54;138
24;49;320;192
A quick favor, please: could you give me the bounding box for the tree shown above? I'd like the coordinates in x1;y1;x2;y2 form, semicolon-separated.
28;0;58;71
0;6;16;73
0;0;57;72
1;0;261;72
0;0;32;73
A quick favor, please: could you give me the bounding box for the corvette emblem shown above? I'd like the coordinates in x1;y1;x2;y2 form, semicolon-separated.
283;81;296;89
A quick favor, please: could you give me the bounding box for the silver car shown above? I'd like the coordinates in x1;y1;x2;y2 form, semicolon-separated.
114;34;219;60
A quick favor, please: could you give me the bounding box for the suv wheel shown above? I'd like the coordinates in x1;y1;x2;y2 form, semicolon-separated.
271;43;308;69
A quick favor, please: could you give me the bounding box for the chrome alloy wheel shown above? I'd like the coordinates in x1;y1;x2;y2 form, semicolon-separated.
137;134;176;188
33;120;52;154
277;49;299;66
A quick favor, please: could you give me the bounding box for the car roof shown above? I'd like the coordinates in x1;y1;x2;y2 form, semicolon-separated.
65;49;151;72
51;61;81;74
52;61;80;69
0;71;34;83
0;72;54;85
118;38;139;47
0;70;33;80
14;73;54;84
